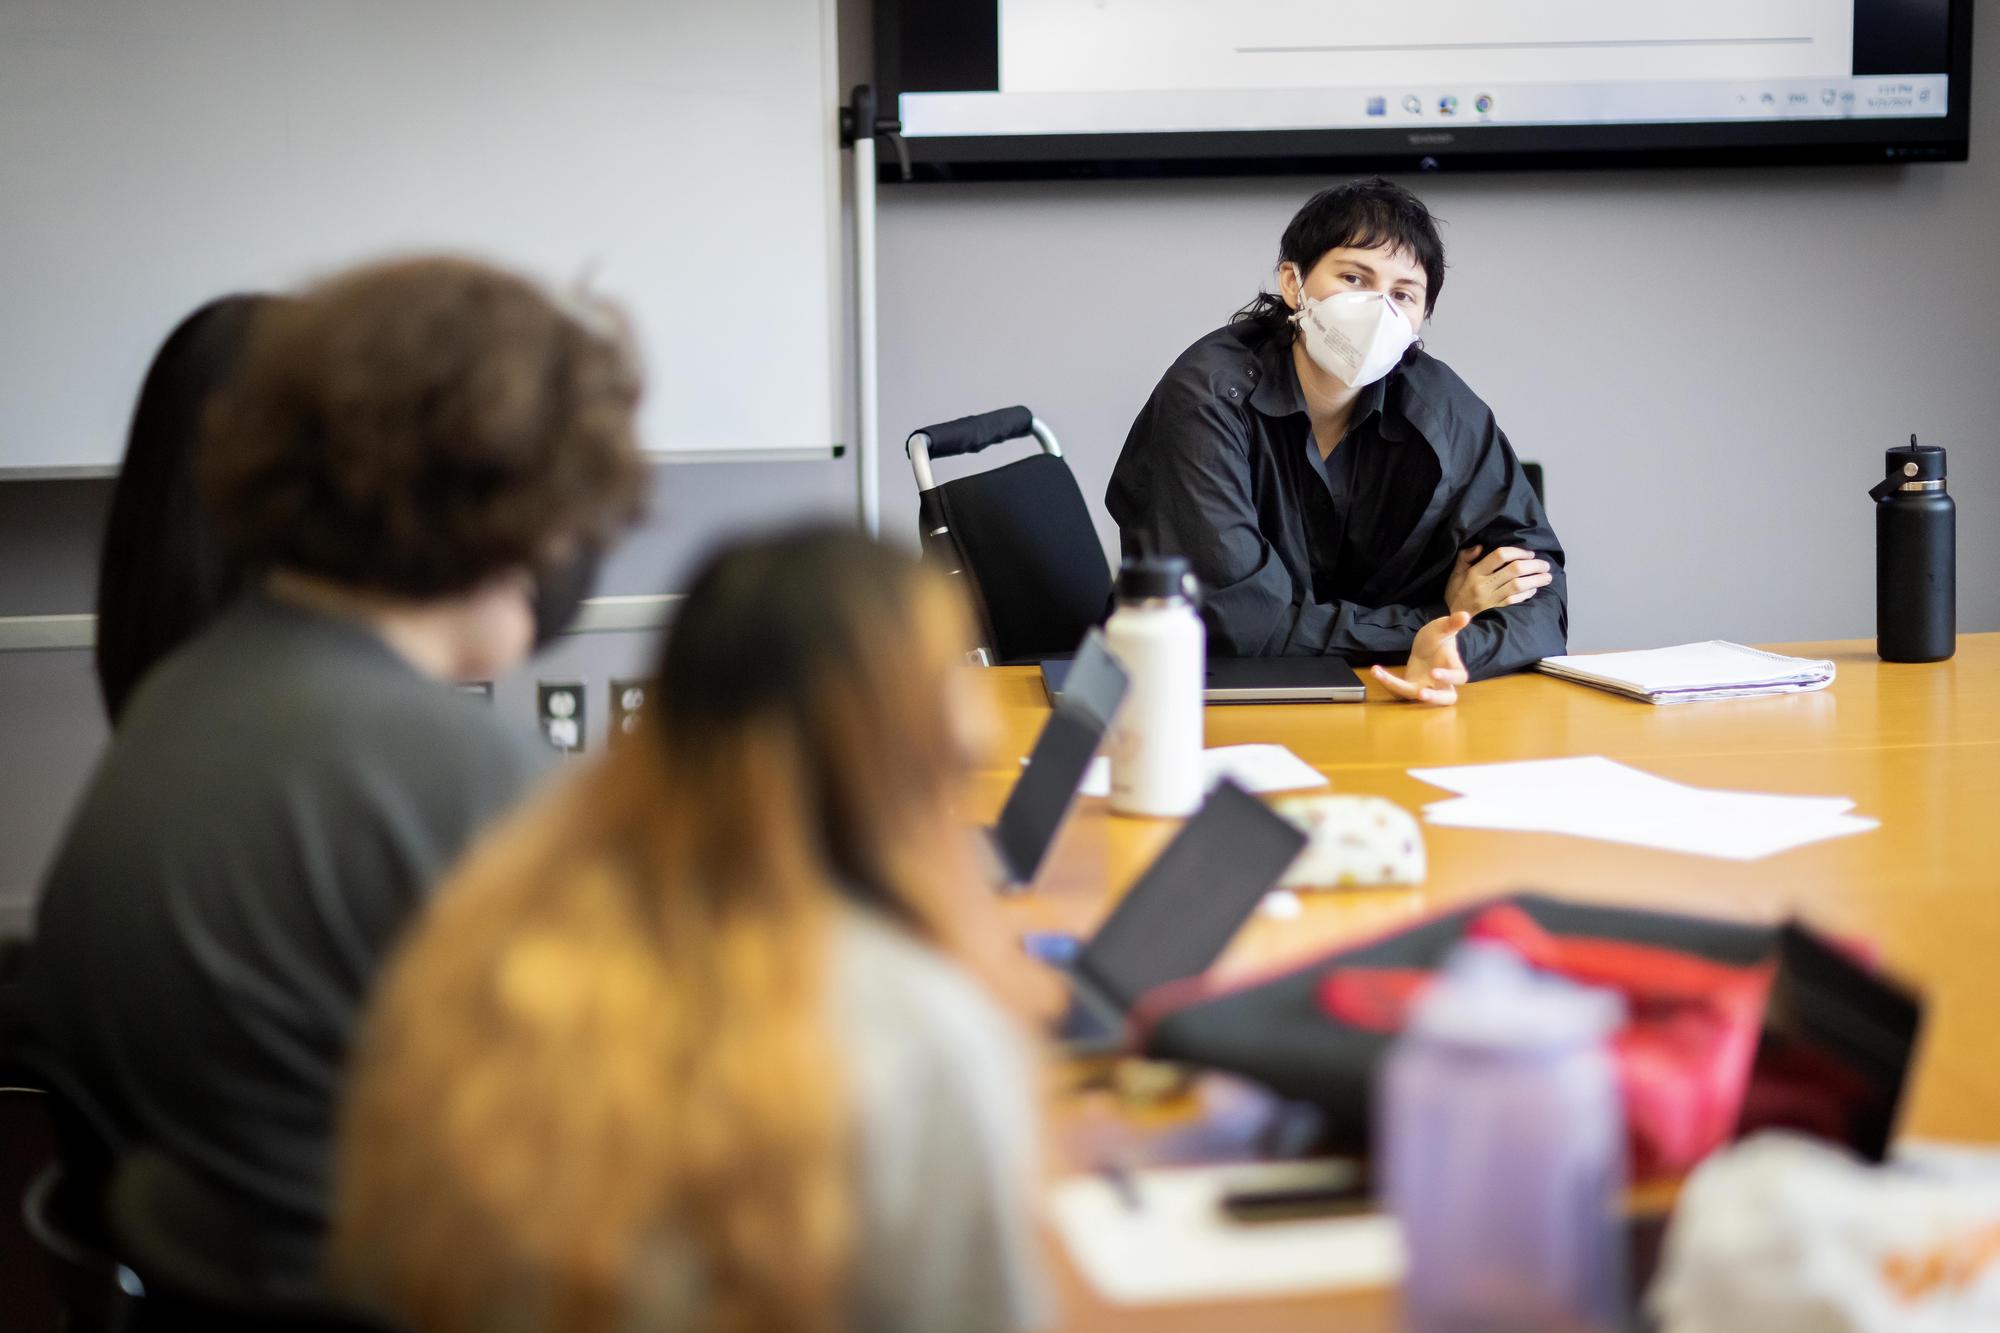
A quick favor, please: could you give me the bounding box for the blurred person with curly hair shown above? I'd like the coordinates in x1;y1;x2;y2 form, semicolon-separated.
24;256;649;1296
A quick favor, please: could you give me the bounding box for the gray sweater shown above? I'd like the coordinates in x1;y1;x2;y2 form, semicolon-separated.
26;593;542;1293
834;908;1048;1332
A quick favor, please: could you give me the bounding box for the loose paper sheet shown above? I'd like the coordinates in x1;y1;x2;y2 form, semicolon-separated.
1409;757;1877;861
1075;744;1329;799
1047;1166;1404;1305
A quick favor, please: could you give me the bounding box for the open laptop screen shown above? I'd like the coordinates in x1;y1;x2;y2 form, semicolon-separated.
1735;923;1923;1163
992;629;1126;885
1078;780;1306;1009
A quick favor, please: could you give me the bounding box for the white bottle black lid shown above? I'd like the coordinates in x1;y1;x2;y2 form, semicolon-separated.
1116;554;1193;602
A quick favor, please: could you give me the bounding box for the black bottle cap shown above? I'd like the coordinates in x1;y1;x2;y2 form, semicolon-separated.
1885;437;1947;482
1116;554;1192;601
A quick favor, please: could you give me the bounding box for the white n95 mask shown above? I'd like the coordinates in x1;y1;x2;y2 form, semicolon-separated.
1292;288;1417;389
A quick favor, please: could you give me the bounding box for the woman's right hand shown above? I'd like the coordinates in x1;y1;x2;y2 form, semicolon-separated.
1445;545;1553;617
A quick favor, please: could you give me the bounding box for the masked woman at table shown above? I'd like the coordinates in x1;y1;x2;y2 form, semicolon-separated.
330;527;1048;1333
1107;177;1566;704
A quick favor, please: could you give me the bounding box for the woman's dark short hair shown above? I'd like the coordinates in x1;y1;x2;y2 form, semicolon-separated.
1237;177;1448;339
96;293;272;722
205;257;648;599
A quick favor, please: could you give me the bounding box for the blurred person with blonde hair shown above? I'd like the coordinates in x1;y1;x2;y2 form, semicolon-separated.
331;526;1048;1333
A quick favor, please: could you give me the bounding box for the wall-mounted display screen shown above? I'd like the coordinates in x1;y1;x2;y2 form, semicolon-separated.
875;0;1969;180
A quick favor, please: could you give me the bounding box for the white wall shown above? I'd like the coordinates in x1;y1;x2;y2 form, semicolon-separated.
871;26;1999;651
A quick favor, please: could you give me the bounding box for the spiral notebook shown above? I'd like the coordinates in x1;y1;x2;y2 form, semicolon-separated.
1537;642;1836;705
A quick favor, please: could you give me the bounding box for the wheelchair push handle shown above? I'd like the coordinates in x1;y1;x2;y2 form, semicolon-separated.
907;407;1062;492
909;406;1035;460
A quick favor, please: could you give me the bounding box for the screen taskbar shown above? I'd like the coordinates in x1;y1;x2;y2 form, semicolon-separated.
898;74;1950;137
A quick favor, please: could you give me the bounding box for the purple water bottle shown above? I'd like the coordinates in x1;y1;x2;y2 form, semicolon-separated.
1380;943;1627;1333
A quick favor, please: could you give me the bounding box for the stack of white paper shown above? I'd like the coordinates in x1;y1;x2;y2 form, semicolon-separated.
1537;642;1836;704
1072;744;1328;799
1410;756;1877;861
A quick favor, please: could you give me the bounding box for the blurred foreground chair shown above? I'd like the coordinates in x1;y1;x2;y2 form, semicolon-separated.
6;1030;130;1333
108;1148;404;1333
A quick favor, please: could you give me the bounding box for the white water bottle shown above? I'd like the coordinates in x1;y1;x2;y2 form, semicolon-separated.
1105;554;1205;817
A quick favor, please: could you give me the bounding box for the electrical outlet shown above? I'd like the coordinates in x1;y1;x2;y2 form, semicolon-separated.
537;680;586;754
609;678;649;745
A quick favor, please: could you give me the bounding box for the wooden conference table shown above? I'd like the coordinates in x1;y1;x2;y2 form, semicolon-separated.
965;635;2000;1332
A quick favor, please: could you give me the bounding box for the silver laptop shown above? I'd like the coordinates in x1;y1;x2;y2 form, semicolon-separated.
1041;653;1365;705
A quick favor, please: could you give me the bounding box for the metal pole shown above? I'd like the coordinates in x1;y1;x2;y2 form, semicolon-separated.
852;130;881;536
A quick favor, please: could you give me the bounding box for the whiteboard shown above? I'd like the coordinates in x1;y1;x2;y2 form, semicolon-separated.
0;0;844;472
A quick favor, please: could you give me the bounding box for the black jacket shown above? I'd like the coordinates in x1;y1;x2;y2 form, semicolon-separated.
1106;320;1567;679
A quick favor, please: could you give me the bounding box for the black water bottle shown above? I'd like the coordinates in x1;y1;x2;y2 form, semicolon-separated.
1872;437;1955;663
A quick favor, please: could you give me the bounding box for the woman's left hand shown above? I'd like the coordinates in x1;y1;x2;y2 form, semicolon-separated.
1371;611;1472;706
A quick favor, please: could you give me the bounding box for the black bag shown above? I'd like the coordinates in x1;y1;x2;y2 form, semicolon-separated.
1137;892;1780;1156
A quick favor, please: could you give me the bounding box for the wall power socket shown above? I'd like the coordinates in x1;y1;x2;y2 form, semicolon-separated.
537;681;586;754
609;678;648;745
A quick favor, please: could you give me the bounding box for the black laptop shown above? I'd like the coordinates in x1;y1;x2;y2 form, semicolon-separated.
1052;779;1308;1052
1041;653;1365;705
987;629;1128;891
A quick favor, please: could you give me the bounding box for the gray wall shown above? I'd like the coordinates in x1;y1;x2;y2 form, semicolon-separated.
3;15;1995;925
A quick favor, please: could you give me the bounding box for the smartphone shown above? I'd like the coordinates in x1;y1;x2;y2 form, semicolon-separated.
1217;1159;1373;1224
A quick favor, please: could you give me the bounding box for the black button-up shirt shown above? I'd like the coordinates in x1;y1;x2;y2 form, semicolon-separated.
1106;320;1567;679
